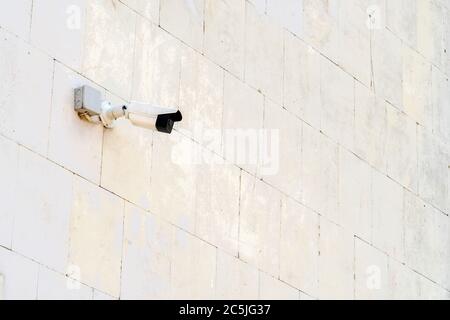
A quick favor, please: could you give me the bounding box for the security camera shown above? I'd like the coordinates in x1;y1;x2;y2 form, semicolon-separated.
74;85;182;134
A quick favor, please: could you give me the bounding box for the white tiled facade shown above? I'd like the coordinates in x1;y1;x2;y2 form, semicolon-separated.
0;0;449;300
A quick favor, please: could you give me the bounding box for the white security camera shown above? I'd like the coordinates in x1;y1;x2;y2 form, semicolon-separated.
74;86;182;134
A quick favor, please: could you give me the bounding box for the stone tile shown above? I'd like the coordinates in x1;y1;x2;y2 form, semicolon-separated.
0;137;19;248
31;0;86;70
301;124;338;222
121;203;173;299
204;0;245;78
386;0;418;48
354;82;388;172
385;105;418;192
171;228;216;299
404;190;450;290
0;247;39;300
444;6;450;76
354;238;389;299
262;100;302;201
132;18;184;108
152;137;238;253
101;115;153;209
0;30;54;155
179;49;224;154
338;148;372;240
302;0;339;63
318;218;354;300
148;131;197;232
386;258;421;299
372;171;405;262
372;29;403;109
12;148;73;274
320;57;355;151
417;127;448;214
431;67;450;142
82;0;136;99
68;177;124;297
239;171;281;277
279;197;319;296
417;0;445;69
194;156;241;256
389;260;449;300
0;0;32;39
259;272;299;300
160;0;204;51
48;63;103;184
283;32;321;128
338;0;372;86
403;45;433;129
215;251;259;299
222;73;264;175
386;258;447;299
245;2;284;105
37;267;92;300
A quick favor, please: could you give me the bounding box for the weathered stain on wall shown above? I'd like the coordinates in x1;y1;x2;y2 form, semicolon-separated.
0;0;449;299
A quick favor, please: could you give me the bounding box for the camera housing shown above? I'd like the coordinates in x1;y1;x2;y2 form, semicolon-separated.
74;86;182;134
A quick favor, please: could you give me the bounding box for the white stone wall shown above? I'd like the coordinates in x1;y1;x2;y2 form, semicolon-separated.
0;0;449;300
